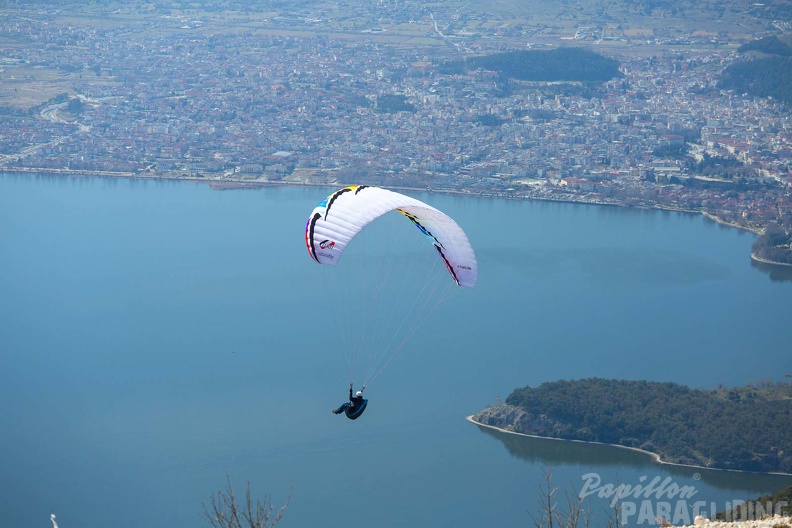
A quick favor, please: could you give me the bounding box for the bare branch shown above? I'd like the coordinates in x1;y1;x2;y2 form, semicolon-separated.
202;473;290;528
530;467;593;528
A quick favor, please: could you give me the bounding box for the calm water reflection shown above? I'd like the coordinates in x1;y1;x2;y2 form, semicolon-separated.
473;423;792;495
1;173;790;528
750;259;792;282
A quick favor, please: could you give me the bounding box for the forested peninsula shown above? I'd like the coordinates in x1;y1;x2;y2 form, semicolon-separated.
472;379;792;474
752;217;792;266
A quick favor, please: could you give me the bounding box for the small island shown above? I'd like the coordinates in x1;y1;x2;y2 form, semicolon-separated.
471;378;792;474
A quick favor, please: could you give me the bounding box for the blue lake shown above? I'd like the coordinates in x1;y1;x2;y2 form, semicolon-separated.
1;173;791;528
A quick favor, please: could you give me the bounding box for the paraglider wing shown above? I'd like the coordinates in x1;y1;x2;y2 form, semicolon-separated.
305;185;477;288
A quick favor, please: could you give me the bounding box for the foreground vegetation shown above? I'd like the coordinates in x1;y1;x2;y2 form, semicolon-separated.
204;476;289;528
474;378;792;473
716;484;792;520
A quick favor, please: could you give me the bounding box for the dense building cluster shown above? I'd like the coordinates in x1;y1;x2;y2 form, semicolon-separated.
1;10;790;231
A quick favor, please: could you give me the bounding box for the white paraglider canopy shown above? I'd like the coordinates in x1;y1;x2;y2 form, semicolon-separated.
305;185;478;387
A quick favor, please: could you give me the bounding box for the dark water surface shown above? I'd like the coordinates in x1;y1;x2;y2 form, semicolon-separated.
1;174;790;528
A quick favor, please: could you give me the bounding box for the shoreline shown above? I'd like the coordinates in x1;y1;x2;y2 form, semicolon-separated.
750;252;792;268
465;414;792;477
7;167;791;265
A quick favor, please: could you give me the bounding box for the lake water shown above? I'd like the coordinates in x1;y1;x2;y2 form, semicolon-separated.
1;173;791;528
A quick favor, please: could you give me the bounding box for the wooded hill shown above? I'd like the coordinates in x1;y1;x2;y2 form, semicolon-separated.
476;378;792;473
719;36;792;105
440;48;622;83
716;484;792;519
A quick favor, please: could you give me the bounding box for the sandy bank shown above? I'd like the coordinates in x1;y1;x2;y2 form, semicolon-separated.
465;414;792;477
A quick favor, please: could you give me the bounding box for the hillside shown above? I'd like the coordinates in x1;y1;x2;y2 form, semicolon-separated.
473;379;792;473
716;485;792;519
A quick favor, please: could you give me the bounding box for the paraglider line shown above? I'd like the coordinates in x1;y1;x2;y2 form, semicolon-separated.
362;247;436;382
364;267;458;387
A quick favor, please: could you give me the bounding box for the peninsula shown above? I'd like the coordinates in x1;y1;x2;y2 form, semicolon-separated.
471;378;792;474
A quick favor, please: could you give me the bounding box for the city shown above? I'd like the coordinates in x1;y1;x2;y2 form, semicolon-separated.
1;2;790;236
2;4;792;528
